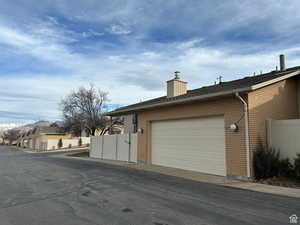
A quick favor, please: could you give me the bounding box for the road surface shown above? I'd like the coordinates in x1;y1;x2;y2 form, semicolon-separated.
0;145;298;225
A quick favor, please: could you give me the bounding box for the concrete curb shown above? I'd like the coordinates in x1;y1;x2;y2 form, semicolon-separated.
18;147;89;154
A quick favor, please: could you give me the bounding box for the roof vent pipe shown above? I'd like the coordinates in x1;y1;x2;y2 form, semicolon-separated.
174;71;180;80
280;54;285;71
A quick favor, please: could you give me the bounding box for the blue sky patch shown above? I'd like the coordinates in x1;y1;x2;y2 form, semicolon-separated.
0;0;300;124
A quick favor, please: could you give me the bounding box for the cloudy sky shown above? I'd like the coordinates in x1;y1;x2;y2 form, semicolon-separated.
1;0;300;124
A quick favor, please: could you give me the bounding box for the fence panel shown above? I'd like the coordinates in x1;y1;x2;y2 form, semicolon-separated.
130;133;137;162
103;135;117;160
267;119;300;160
91;136;102;158
117;134;129;161
91;133;137;162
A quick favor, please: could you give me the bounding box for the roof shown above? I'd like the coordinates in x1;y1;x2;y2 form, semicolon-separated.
107;66;300;116
37;126;61;134
20;126;64;137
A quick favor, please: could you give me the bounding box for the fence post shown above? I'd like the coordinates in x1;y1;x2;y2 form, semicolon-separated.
115;135;118;160
128;132;131;162
101;135;104;160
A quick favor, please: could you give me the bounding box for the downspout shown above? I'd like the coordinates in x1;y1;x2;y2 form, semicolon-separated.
235;93;251;178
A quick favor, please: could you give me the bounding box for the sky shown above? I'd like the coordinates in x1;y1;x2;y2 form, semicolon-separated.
1;0;300;124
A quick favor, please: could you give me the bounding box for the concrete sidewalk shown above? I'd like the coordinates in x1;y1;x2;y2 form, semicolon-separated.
62;154;300;199
21;147;89;153
224;182;300;198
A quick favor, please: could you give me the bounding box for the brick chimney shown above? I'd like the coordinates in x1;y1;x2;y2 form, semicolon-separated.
167;71;187;98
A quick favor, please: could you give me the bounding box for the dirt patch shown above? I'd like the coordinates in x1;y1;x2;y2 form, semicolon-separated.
255;177;300;189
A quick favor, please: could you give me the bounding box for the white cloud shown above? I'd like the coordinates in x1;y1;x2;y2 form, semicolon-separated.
1;1;300;123
1;20;300;112
0;26;40;47
109;24;131;35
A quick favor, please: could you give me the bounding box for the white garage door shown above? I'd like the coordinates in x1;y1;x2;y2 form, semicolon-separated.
151;116;226;176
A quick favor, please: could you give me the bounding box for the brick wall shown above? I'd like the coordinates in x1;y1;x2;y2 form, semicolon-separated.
248;78;299;160
137;96;248;177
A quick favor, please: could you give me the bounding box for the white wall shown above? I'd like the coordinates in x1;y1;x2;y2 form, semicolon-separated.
90;133;137;162
42;137;91;151
267;119;300;160
80;137;90;145
47;139;58;150
62;139;78;148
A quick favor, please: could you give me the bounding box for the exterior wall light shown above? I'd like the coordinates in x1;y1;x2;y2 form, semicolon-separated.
137;128;144;134
229;123;239;132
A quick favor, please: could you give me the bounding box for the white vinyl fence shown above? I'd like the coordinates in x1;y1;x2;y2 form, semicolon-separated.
267;119;300;160
40;137;91;151
90;133;137;163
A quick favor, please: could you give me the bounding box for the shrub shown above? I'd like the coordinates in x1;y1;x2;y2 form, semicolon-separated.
57;139;63;149
278;158;295;178
253;146;280;180
78;138;82;146
294;153;300;179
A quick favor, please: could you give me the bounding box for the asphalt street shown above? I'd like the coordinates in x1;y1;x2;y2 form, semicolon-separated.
0;145;298;225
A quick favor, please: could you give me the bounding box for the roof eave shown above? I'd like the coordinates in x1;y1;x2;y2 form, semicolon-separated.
106;86;251;116
250;70;300;91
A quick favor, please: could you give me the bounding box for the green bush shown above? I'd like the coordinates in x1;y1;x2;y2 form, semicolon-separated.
58;139;63;149
253;147;280;180
278;158;295;178
78;138;82;146
294;153;300;179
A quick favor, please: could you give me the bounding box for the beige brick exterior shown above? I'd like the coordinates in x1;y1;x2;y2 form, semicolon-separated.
119;76;300;178
167;79;188;98
248;78;299;159
137;96;248;177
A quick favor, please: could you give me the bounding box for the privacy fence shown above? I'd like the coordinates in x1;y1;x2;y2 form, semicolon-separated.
267;119;300;160
90;133;137;163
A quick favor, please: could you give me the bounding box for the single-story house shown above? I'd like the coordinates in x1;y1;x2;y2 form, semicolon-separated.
18;126;71;150
106;55;300;180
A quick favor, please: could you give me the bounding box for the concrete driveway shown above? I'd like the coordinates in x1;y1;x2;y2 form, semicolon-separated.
0;145;298;225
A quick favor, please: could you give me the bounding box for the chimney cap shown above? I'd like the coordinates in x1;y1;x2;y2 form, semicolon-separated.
174;71;180;80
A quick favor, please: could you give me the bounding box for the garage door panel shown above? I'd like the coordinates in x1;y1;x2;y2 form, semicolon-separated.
151;117;226;176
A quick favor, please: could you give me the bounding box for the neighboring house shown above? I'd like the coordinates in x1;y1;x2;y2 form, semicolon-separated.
17;126;71;150
106;55;300;180
94;124;124;136
0;137;9;145
81;119;125;137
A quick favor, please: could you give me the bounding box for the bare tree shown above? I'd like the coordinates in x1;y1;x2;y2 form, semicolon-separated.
2;129;20;144
61;84;110;136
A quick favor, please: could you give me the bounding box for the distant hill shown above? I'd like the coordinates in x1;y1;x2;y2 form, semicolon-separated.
0;123;21;135
0;120;55;135
17;120;52;133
